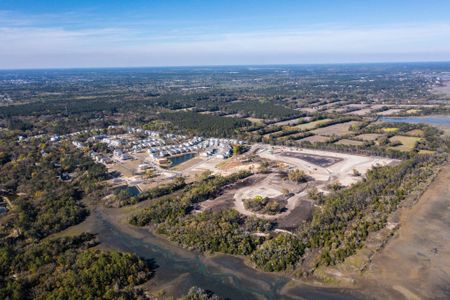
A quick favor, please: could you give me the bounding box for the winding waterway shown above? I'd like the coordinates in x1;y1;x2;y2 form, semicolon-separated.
379;115;450;126
85;207;365;299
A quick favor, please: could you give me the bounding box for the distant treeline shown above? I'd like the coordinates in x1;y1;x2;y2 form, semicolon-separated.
223;101;300;120
159;111;251;137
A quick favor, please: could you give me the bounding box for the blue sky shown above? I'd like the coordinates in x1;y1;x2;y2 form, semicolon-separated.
1;0;450;68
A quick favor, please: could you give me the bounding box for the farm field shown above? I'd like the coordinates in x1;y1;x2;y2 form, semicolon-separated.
355;133;383;141
311;121;362;136
406;129;424;137
335;139;365;146
389;135;422;152
377;109;404;116
347;108;372;116
298;134;330;143
294;118;331;130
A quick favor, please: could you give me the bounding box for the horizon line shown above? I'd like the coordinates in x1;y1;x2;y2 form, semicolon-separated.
1;60;450;72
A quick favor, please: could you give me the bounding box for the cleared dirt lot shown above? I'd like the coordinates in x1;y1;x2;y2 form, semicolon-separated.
281;151;342;167
232;173;309;220
257;145;396;186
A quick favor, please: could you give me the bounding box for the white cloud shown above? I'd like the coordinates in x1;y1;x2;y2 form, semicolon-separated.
0;14;450;68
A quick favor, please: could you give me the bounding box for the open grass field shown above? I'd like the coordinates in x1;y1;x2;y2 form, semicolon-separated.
294;118;331;130
406;129;424;137
273;117;306;126
246;117;265;124
347;108;372;116
418;149;435;155
335;139;365;146
389;135;422;152
382;127;399;133
355;133;383;141
377;109;404;116
406;109;421;114
311;121;362;136
298;134;330;143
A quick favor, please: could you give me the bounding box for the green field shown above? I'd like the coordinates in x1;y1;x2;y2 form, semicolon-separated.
294;119;331;130
389;135;422;152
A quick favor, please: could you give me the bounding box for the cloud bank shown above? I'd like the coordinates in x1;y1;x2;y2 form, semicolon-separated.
1;10;450;68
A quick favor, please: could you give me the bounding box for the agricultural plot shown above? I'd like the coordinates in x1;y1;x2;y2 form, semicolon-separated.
418;149;435;155
311;121;362;136
298;135;330;143
335;139;365;146
406;109;421;114
246;117;265;124
355;133;383;141
293;119;331;130
377;109;404;116
406;129;425;137
299;107;318;113
382;127;399;133
389;135;422;152
273;117;307;126
347;108;372;116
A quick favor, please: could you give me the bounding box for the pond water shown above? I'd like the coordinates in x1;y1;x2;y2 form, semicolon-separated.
114;185;141;196
168;152;196;167
380;116;450;126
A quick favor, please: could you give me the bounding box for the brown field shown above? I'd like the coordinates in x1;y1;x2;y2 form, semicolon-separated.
347;108;372;116
311;121;362;136
354;133;383;141
273;117;306;126
222;113;241;118
377;109;403;116
246;117;265;124
299;135;330;143
299;107;318;113
405;129;424;137
335;139;365;146
198;111;216;115
107;158;142;177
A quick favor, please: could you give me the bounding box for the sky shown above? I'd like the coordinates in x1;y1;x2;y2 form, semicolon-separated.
1;0;450;69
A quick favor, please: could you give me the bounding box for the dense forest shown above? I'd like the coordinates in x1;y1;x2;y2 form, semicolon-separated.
159;111;251;137
0;132;155;299
223;101;301;120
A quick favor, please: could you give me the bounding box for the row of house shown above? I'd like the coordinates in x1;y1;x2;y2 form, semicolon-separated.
148;137;204;159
